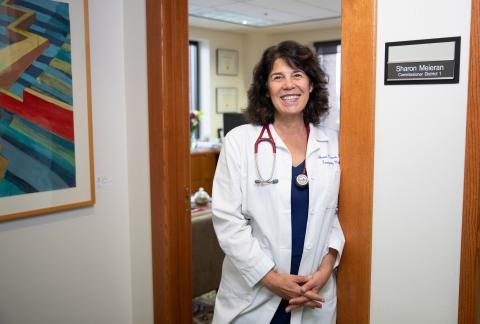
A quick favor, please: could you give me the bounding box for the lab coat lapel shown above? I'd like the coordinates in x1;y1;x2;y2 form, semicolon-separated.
300;124;334;276
306;123;329;158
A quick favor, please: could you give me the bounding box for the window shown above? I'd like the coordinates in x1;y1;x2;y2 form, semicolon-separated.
314;41;341;129
189;41;200;137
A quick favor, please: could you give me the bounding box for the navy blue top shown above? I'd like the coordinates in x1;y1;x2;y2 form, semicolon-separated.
270;161;309;324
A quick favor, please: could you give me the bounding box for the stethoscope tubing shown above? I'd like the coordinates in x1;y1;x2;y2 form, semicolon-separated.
254;124;278;185
254;151;277;184
254;123;310;186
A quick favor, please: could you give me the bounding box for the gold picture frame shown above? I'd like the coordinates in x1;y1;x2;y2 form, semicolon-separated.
216;87;238;113
0;0;95;221
216;49;239;76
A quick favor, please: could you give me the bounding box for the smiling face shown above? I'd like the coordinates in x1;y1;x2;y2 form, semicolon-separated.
267;58;311;119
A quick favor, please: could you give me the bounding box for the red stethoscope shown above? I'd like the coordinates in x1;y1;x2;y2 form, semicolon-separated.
254;124;309;188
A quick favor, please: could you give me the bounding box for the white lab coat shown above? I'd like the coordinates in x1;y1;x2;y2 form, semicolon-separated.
211;123;345;324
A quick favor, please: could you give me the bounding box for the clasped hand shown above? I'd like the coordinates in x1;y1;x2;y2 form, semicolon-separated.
260;268;330;313
260;249;337;313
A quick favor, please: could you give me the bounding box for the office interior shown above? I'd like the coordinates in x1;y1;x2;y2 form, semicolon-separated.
0;0;477;324
189;9;342;321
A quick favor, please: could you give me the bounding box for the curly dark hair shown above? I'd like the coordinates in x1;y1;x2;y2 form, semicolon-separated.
245;40;329;125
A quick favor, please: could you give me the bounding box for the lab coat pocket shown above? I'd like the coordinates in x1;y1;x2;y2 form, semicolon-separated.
301;295;337;324
324;206;338;225
301;268;337;323
323;166;340;208
219;258;256;300
243;173;283;221
310;164;340;211
214;271;257;324
326;164;340;208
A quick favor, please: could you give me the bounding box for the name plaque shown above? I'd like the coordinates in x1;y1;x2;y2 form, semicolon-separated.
385;37;460;85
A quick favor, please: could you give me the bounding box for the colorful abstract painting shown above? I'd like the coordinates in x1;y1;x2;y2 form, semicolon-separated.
0;0;94;221
0;0;75;198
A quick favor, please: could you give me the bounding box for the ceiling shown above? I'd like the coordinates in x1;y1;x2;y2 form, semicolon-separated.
188;0;341;32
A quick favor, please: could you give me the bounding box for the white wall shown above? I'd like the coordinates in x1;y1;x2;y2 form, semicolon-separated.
0;0;152;323
370;0;472;323
123;1;153;324
269;26;341;48
1;1;472;322
189;27;248;139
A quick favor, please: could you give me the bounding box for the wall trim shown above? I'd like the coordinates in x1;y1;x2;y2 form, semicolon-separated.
458;0;480;322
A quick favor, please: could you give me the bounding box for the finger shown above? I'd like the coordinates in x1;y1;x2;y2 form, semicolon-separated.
286;299;323;312
303;290;325;303
285;304;301;313
279;276;305;296
293;275;311;284
304;300;323;308
301;283;313;293
300;278;318;293
289;296;309;305
287;282;305;297
285;275;306;286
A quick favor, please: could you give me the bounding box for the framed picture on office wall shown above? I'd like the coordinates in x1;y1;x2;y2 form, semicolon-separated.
216;49;239;75
216;87;238;113
0;0;95;222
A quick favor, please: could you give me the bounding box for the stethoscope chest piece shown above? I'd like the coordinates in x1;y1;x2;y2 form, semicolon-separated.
295;173;309;188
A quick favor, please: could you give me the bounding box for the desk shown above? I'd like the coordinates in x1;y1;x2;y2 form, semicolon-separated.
190;148;220;195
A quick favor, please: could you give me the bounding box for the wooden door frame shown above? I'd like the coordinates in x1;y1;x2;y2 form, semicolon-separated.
458;0;480;322
337;1;376;323
145;0;377;322
146;0;192;323
146;0;376;324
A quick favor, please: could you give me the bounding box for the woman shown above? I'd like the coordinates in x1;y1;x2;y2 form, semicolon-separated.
212;40;344;324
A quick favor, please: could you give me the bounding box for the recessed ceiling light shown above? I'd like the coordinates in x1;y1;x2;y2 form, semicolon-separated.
189;9;276;27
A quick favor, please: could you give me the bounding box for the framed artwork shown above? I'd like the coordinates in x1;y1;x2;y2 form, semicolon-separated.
216;87;238;113
216;49;238;75
0;0;95;221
